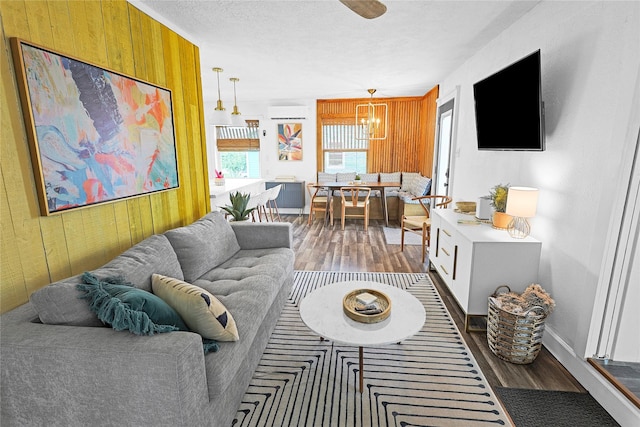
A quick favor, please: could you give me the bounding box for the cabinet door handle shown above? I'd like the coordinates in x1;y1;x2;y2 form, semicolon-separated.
439;265;449;275
441;248;450;257
453;245;458;280
435;228;440;257
442;229;452;237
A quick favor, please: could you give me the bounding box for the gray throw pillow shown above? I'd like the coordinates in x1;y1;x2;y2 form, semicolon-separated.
410;175;432;196
401;172;420;192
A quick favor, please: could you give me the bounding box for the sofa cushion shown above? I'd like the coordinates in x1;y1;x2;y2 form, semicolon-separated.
380;172;401;192
401;172;420;192
93;234;184;292
195;274;285;398
152;274;239;341
29;275;101;326
76;272;187;335
29;234;183;326
195;248;293;286
359;173;379;183
410;175;432;196
317;172;336;182
337;172;356;182
164;212;240;282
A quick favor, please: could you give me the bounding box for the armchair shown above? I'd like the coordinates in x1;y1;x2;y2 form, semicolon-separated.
401;195;452;262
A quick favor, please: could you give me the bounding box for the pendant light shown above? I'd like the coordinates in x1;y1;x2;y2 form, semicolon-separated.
355;88;387;140
229;77;245;127
211;67;232;126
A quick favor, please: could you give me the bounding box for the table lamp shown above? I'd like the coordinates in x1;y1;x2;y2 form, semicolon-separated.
505;187;539;238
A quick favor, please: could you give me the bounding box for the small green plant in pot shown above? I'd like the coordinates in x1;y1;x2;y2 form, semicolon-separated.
489;183;511;229
221;191;255;221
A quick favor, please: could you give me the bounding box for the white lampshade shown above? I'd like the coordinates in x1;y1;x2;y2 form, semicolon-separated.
230;113;246;127
211;109;232;127
505;187;539;217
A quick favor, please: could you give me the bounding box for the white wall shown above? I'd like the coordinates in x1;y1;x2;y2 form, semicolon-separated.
438;1;640;424
204;99;318;213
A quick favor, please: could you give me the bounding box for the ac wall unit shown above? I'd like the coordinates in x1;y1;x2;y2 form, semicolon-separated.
268;106;308;120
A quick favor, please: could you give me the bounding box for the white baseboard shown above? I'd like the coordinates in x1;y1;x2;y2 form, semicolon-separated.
543;325;640;426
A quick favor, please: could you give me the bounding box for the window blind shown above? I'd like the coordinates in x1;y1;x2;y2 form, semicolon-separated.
321;118;368;150
216;120;260;151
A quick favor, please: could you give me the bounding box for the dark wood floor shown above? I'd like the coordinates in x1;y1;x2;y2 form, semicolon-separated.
283;214;586;393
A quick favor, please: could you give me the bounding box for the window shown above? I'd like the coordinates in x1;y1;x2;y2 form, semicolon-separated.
324;151;367;174
216;121;260;178
321;120;368;173
219;151;260;178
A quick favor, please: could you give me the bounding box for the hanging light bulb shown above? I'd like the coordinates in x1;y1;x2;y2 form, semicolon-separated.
229;77;245;127
211;67;232;126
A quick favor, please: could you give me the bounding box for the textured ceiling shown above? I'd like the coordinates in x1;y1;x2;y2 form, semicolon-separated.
131;0;539;106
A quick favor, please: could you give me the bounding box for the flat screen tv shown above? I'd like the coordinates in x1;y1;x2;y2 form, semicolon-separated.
473;50;545;151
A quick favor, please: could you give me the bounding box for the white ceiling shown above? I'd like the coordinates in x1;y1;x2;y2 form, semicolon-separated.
131;0;540;106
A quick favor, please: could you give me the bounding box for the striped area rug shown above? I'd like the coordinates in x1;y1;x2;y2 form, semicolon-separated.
233;271;512;427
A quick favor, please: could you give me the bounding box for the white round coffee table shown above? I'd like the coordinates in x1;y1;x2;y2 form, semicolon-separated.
299;280;425;393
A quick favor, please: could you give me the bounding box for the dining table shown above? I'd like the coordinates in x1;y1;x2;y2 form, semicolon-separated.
313;181;402;227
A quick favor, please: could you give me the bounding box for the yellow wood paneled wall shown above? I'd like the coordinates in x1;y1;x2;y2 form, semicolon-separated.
316;86;438;176
0;0;210;313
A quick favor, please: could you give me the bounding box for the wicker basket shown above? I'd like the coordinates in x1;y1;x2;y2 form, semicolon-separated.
487;286;547;364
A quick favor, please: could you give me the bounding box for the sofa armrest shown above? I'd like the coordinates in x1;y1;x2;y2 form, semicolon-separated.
1;305;209;426
230;222;293;249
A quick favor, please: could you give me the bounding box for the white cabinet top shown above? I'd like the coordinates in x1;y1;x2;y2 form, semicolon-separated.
434;209;541;244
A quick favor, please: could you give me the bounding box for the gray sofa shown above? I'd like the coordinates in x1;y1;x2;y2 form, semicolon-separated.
0;211;294;427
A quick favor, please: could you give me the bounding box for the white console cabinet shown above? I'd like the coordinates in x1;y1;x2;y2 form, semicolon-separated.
429;209;541;331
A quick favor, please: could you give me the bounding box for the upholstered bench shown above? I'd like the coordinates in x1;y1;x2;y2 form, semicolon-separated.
316;171;432;222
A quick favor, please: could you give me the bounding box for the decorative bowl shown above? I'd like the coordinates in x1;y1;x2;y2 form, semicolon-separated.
343;289;391;324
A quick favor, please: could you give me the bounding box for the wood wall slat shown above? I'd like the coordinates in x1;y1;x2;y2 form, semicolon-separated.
0;0;211;313
317;91;438;176
0;2;51;301
47;1;74;51
193;49;210;215
0;170;28;310
162;26;190;224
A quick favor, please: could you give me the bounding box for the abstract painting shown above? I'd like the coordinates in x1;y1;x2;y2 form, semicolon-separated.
11;38;179;215
277;123;302;161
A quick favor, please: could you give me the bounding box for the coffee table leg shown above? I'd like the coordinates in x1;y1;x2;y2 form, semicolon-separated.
359;346;364;393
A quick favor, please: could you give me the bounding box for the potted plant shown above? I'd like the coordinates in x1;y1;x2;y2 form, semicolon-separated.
214;169;225;186
489;183;511;229
221;191;255;221
354;174;362;184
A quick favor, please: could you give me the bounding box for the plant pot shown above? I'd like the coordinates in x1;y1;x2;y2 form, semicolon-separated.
492;212;512;229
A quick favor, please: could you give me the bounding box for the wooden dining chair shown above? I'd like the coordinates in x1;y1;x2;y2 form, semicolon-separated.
401;195;452;262
306;183;333;225
339;186;372;230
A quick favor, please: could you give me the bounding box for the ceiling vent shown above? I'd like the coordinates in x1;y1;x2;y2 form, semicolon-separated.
268;106;308;120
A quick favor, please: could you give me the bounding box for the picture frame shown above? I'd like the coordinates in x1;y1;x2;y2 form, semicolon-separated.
10;38;179;216
277;122;302;161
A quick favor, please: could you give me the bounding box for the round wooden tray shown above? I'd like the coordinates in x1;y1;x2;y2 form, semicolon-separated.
342;289;391;324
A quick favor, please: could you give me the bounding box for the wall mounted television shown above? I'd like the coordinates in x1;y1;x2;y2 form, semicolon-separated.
473;50;545;151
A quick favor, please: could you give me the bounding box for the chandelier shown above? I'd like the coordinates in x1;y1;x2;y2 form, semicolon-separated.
355;89;387;140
